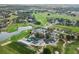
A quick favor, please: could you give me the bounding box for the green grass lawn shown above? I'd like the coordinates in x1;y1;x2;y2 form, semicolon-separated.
32;12;48;25
6;24;18;32
10;30;31;42
0;42;36;54
0;45;19;54
65;40;79;54
45;45;63;54
33;12;79;22
47;13;79;21
54;25;79;32
6;23;29;32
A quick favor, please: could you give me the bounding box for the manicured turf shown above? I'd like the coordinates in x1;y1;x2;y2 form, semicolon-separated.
0;45;19;54
47;13;79;21
33;12;48;25
6;24;18;32
54;25;79;32
65;41;79;54
33;12;79;22
0;42;36;54
6;23;29;32
10;30;31;42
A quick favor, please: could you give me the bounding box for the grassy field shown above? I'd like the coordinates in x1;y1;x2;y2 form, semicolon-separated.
6;24;18;32
47;13;79;21
6;23;29;32
0;45;19;54
65;40;79;54
33;12;48;25
10;30;31;42
33;12;79;22
0;42;36;54
54;25;79;32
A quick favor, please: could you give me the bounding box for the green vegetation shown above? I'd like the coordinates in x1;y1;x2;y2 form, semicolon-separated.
42;45;62;54
1;8;79;54
7;14;18;20
47;13;79;21
33;12;79;22
43;47;52;54
10;30;31;42
55;25;79;32
0;45;19;54
6;23;29;32
65;41;79;54
56;40;64;52
33;12;48;25
45;45;54;53
0;42;36;54
6;24;18;32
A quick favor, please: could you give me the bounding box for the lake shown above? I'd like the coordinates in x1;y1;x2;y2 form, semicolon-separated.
0;26;32;41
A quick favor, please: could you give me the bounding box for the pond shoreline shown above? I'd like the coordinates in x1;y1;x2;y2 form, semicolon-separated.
0;26;32;41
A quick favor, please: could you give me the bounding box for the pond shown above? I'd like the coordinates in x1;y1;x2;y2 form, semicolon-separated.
0;26;32;41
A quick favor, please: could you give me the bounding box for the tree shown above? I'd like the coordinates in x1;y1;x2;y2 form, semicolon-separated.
35;21;41;25
46;33;51;39
71;35;75;40
35;32;44;38
66;35;71;41
77;35;79;40
47;13;50;16
43;48;51;54
59;34;64;39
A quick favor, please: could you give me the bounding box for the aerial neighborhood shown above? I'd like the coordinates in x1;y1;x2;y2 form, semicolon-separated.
0;5;79;54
